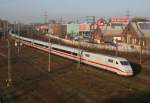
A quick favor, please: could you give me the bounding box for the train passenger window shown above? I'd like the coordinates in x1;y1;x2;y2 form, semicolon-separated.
52;47;78;56
72;52;78;56
116;61;118;64
85;54;90;57
108;59;113;63
120;61;129;65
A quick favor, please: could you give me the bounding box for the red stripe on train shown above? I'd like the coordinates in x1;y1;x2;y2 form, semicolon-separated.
23;41;128;74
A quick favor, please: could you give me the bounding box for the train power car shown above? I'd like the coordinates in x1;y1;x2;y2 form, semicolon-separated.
82;52;133;75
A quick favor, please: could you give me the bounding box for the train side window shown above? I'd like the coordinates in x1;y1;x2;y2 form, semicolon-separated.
85;54;90;57
108;59;113;63
116;61;118;64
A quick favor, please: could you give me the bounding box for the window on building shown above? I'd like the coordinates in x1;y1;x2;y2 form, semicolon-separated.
139;23;150;30
85;54;90;57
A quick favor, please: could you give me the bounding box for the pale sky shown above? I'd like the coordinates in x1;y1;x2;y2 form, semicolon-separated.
0;0;149;23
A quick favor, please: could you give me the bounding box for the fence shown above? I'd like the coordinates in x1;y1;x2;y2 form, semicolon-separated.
46;34;150;55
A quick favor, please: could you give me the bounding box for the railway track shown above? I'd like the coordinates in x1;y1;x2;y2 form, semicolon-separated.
18;49;150;103
0;42;51;103
81;65;150;91
0;52;7;58
16;45;150;88
10;55;97;102
136;74;150;83
5;45;102;102
53;44;150;86
19;46;150;87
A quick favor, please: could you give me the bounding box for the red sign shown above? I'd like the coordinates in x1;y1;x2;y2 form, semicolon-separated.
80;25;87;30
111;18;129;22
96;19;105;26
51;25;58;33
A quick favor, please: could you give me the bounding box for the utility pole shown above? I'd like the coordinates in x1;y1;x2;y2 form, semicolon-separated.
126;9;131;20
44;11;48;24
13;22;15;33
48;21;51;73
48;27;51;73
32;24;35;44
6;22;8;38
7;39;12;87
17;23;20;55
140;40;142;65
44;11;51;73
77;36;81;69
13;21;16;33
59;17;63;44
115;40;118;56
6;21;12;86
3;22;6;40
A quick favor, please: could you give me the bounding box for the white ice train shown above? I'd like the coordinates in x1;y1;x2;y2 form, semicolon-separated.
10;32;133;76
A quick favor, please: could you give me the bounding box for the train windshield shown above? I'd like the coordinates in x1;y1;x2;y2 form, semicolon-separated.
120;61;129;65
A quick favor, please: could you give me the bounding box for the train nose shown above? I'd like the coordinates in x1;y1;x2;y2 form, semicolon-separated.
127;70;133;75
124;66;133;76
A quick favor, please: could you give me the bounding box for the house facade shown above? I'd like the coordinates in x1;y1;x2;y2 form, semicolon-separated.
123;22;150;48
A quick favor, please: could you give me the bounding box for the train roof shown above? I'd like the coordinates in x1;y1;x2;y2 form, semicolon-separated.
10;32;128;61
52;43;82;53
84;51;128;61
52;43;128;61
